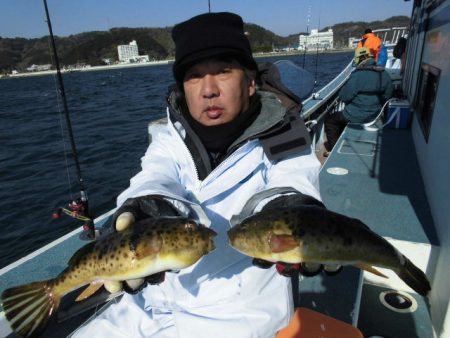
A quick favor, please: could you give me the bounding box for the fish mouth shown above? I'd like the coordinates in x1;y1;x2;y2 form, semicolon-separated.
203;227;217;238
227;227;237;244
208;239;216;252
200;226;217;252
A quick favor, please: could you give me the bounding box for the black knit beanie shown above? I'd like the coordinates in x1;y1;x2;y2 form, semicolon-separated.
172;12;258;83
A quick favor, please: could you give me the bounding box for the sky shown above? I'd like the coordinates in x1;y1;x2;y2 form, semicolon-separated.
1;0;413;39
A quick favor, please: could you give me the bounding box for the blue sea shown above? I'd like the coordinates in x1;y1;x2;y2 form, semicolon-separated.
0;52;353;268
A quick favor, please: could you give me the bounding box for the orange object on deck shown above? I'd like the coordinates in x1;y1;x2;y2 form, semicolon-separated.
276;307;363;338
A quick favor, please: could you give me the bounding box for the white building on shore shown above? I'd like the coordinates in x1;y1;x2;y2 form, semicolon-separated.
298;28;334;51
117;40;149;63
348;37;361;48
26;64;52;72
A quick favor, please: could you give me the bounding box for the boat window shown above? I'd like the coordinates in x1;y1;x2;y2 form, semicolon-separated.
414;63;440;142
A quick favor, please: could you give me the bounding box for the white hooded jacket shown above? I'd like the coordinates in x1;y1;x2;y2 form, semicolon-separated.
72;91;321;338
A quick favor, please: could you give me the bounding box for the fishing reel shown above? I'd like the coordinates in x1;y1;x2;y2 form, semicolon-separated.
52;198;96;240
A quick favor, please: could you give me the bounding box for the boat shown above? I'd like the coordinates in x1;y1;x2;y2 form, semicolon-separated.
298;1;448;336
1;0;449;337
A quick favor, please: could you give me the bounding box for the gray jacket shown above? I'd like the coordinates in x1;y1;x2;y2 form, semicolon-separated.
340;59;393;123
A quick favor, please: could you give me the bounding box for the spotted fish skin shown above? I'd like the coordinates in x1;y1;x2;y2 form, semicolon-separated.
227;205;431;296
1;217;216;338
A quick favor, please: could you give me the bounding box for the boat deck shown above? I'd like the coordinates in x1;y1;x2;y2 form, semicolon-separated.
0;119;439;338
297;120;438;336
320;124;438;245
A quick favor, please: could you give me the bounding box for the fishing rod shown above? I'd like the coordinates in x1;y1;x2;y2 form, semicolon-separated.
42;0;95;240
302;4;311;69
311;14;321;99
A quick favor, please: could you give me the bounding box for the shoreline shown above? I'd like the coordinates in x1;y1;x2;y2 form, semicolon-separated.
1;49;353;79
1;60;173;78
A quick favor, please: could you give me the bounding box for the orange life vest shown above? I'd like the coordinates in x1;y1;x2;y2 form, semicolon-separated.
356;33;382;60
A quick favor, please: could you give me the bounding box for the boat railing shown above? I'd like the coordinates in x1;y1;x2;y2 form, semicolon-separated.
302;60;353;120
373;27;409;47
300;59;353;147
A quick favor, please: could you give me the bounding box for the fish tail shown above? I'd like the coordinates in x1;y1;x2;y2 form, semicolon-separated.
397;255;431;296
1;280;61;338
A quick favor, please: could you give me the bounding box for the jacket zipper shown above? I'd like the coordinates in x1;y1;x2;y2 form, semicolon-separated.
202;140;257;187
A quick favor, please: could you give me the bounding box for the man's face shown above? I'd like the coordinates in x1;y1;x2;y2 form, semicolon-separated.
183;59;256;126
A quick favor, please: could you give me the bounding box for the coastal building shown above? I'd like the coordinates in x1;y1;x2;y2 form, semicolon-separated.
298;28;334;51
348;37;361;48
117;40;149;63
26;64;52;72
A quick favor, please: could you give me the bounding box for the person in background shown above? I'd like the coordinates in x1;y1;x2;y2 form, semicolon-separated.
72;12;339;338
357;28;382;61
377;43;388;67
323;47;393;156
393;36;408;74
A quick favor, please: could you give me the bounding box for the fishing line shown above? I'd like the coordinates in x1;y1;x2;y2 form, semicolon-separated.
47;42;75;201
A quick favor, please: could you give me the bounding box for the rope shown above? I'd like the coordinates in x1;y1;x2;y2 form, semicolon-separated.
362;98;398;131
305;120;318;129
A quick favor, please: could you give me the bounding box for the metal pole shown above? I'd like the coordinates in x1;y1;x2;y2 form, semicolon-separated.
302;5;311;68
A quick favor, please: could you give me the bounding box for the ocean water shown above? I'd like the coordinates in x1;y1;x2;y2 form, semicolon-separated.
0;52;353;268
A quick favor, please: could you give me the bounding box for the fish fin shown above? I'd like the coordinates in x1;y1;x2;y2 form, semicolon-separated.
135;236;162;260
269;234;299;253
1;280;60;338
354;263;388;278
397;255;431;296
75;282;104;302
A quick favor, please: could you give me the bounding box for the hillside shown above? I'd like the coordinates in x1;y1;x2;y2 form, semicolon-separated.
0;16;409;73
322;15;410;47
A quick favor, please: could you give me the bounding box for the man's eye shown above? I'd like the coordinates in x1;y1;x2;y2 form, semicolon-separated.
185;72;200;80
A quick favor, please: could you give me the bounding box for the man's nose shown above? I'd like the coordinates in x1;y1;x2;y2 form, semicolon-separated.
201;74;219;98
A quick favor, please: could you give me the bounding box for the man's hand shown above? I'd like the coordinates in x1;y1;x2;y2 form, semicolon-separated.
115;211;135;232
104;273;167;295
254;193;343;277
104;195;182;294
252;259;342;277
111;195;181;232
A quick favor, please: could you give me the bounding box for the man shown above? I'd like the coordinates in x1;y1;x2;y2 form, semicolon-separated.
394;37;408;74
324;47;393;155
73;12;329;338
357;28;382;60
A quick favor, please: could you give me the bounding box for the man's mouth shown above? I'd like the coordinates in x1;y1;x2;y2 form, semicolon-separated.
205;106;223;119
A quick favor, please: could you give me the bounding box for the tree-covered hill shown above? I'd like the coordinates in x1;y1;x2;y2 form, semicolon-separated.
0;16;409;73
323;15;410;48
